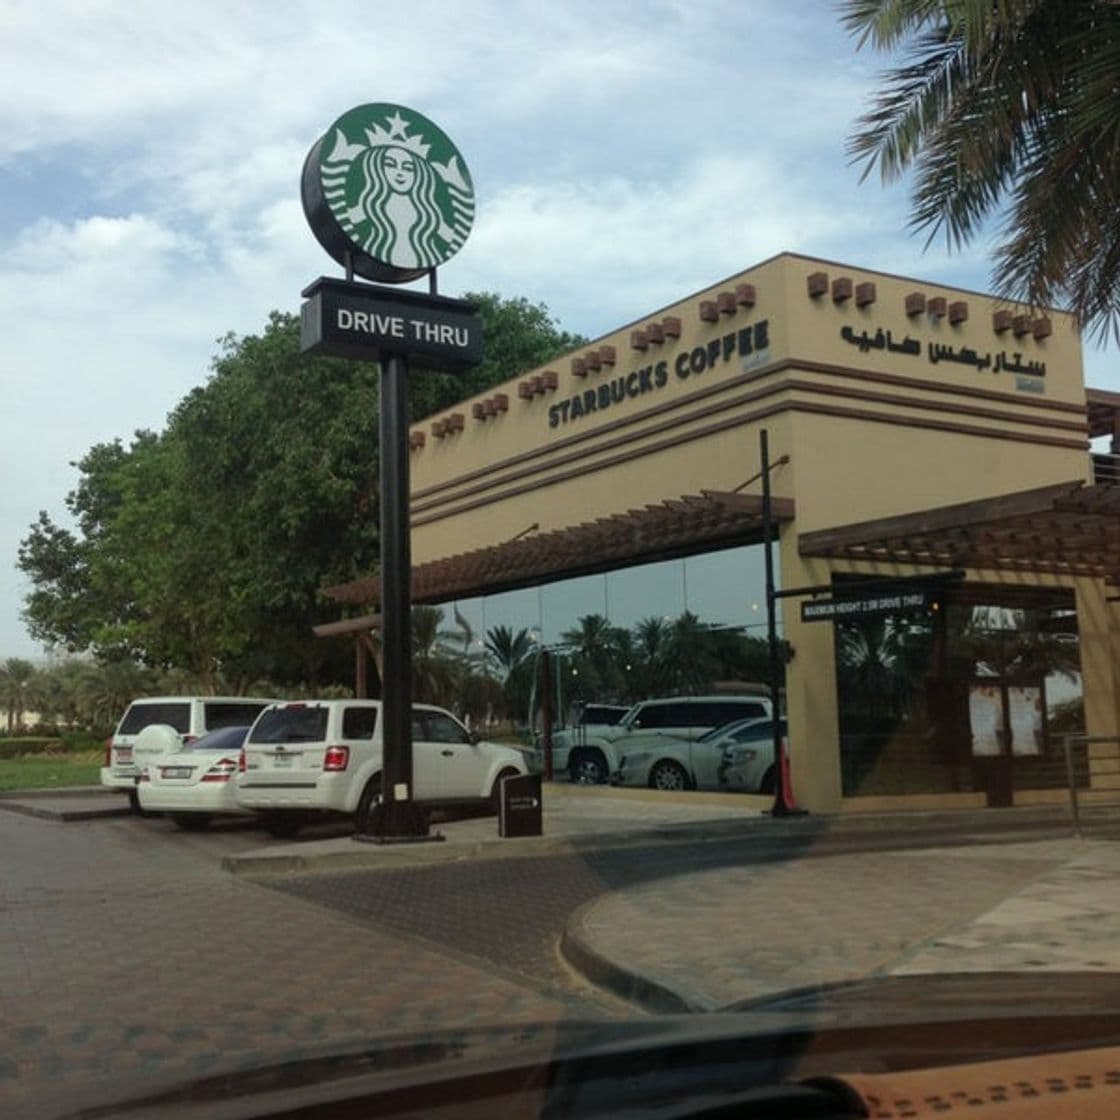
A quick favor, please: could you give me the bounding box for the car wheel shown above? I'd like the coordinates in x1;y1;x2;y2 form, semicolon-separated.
260;812;302;840
128;787;158;818
649;759;690;792
355;773;383;831
489;767;521;814
758;766;777;796
171;813;211;832
569;751;607;785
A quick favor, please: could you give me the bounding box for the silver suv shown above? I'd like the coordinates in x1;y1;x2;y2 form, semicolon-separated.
554;695;772;784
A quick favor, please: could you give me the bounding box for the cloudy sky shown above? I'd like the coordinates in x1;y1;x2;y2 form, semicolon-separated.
2;0;1116;660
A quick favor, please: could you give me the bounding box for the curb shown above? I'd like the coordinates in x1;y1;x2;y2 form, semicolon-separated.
0;786;124;801
222;828;700;876
221;816;793;877
559;899;702;1014
219;803;1106;878
0;800;132;822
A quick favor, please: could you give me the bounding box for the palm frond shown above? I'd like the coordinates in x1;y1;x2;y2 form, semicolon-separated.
843;0;1120;338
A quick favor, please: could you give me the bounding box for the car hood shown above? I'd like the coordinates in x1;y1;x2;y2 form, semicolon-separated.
64;972;1120;1119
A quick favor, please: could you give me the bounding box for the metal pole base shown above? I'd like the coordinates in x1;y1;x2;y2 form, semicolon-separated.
354;801;445;844
766;804;809;818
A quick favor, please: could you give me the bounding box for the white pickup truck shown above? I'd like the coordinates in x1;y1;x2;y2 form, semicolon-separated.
549;694;772;784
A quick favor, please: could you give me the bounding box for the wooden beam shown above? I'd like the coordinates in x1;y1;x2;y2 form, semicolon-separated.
312;612;382;638
798;480;1085;558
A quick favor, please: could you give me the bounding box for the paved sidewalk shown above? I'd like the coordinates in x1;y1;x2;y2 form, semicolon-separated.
562;837;1120;1011
221;784;1108;875
222;783;771;873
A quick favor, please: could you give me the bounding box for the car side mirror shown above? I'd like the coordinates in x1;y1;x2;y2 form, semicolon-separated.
469;731;481;745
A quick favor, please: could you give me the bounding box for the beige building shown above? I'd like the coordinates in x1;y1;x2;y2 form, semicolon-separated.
327;252;1120;813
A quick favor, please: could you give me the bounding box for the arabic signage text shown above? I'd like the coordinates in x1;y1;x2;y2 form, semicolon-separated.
839;325;1046;381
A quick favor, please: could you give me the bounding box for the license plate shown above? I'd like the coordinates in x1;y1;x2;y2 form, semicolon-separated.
116;748;133;762
272;754;295;768
161;767;192;779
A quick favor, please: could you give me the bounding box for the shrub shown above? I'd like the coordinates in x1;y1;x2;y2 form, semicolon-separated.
0;738;59;757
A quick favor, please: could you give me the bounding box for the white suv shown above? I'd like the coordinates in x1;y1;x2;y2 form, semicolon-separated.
101;695;281;811
553;695;772;784
235;699;528;837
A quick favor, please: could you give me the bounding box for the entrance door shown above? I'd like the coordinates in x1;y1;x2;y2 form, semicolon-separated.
968;680;1014;807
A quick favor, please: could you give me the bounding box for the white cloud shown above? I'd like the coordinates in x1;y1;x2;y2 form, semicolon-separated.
0;0;1115;659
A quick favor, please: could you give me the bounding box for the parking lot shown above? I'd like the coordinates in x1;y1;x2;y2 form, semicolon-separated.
0;799;626;1119
5;785;1120;1119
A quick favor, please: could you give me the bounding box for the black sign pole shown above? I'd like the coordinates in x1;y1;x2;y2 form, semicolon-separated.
760;429;795;817
363;350;430;840
540;648;554;782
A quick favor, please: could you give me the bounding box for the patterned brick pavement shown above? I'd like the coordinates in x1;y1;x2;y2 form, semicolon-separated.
566;838;1120;1010
0;812;613;1120
5;798;1119;1118
891;841;1120;975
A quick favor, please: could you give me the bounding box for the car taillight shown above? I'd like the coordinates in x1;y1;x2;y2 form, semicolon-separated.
323;745;349;771
238;749;246;773
201;758;239;783
104;738;112;766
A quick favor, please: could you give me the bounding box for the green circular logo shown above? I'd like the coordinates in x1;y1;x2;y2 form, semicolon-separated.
302;103;475;284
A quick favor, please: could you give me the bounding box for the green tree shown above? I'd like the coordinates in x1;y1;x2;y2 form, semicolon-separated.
408;292;587;419
19;293;583;686
844;0;1120;340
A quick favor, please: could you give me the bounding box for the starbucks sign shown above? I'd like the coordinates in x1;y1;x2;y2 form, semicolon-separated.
301;103;475;284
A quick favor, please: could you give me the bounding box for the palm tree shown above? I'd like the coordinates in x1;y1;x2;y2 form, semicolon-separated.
560;614;627;700
76;659;157;733
843;0;1120;341
410;606;465;707
0;658;38;732
483;624;532;718
666;612;720;694
956;606;1081;683
836;614;933;721
484;625;534;682
630;616;673;700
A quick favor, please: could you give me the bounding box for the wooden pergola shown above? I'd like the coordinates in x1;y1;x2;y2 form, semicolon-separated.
316;489;793;696
799;480;1120;586
311;612;382;699
323;489;795;608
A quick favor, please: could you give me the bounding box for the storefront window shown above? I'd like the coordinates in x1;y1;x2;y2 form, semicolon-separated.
437;544;778;741
836;584;1083;798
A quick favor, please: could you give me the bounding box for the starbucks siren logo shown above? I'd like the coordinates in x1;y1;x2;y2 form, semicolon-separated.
302;103;475;284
